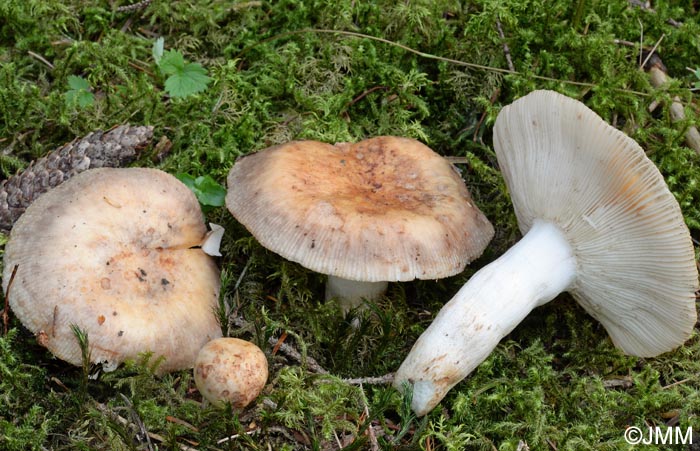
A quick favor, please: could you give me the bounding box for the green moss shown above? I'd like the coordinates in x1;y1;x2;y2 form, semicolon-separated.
1;0;699;449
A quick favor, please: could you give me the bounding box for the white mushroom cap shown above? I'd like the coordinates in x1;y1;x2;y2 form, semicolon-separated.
2;167;222;372
194;337;268;408
225;136;494;283
495;90;698;356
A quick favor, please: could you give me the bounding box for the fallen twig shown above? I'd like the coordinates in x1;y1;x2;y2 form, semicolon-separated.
231;316;329;374
269;335;329;374
127;61;156;77
27;51;54;69
602;376;634;389
472;88;501;142
360;384;380;451
347;86;390;108
639;34;665;69
495;21;514;72
216;428;259;445
237;28;651;96
445;156;470;164
119;394;154;451
116;0;152;13
341;373;395;385
662;378;690;390
166;415;199;432
95;401;199;451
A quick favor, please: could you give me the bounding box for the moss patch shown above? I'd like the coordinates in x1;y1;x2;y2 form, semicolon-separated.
1;0;699;449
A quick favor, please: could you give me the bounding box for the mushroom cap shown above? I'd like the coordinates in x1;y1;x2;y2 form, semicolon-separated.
2;167;222;372
225;136;494;282
493;90;698;357
193;337;268;408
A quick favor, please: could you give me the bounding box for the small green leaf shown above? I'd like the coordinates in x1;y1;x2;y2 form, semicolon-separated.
75;90;95;108
158;49;185;75
176;173;197;190
67;75;90;91
176;173;226;207
193;175;226;206
164;62;211;98
64;76;94;108
152;37;164;65
155;48;210;98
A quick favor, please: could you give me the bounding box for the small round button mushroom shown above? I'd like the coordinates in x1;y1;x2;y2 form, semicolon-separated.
225;136;494;312
2;167;222;372
394;90;699;416
193;337;268;408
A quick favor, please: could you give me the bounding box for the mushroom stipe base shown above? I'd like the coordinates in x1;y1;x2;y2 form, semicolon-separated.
395;220;576;416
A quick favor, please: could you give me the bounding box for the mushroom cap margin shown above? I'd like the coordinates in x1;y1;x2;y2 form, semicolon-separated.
493;89;698;356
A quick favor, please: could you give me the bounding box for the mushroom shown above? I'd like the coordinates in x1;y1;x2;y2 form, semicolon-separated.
225;136;494;312
193;337;268;408
393;90;699;416
202;222;225;257
2;167;222;372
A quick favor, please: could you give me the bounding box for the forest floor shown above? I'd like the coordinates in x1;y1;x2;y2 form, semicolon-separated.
1;1;700;450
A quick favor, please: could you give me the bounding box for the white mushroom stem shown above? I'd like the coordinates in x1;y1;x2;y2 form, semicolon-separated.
325;275;389;312
394;220;577;416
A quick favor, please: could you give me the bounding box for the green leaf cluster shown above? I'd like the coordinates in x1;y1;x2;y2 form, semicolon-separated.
64;75;95;108
176;173;227;208
153;37;211;98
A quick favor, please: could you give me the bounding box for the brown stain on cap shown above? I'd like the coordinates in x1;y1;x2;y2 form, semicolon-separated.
226;136;495;282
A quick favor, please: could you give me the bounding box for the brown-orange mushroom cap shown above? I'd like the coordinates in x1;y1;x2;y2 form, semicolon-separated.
2;167;222;372
225;136;494;310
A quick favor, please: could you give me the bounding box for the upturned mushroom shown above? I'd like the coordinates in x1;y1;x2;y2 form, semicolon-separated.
394;90;699;416
225;136;494;312
194;337;268;408
2;167;222;372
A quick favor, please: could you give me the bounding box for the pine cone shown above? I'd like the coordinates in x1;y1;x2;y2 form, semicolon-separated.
0;125;154;232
